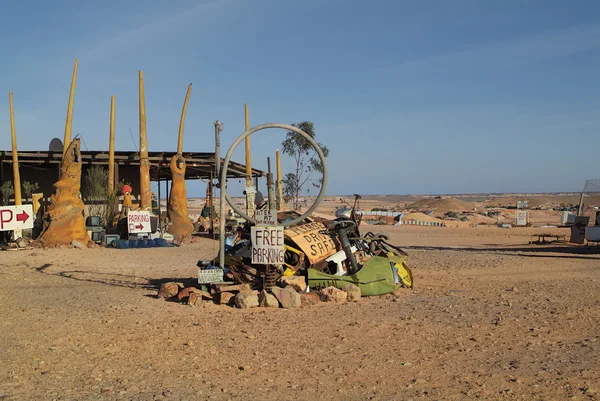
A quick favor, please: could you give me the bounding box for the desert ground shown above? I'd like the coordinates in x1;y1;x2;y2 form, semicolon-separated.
2;196;600;401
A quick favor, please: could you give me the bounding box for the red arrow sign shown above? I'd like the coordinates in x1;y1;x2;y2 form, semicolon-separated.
16;210;29;222
135;224;144;230
0;205;34;231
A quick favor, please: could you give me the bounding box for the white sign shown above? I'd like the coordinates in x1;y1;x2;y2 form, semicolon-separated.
254;209;277;225
516;210;528;226
127;210;151;233
198;268;224;283
0;205;34;231
251;225;284;264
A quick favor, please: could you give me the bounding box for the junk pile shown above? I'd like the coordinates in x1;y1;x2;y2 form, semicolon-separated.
188;194;413;308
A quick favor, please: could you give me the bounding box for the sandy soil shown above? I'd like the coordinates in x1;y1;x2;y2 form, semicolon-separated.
1;224;599;400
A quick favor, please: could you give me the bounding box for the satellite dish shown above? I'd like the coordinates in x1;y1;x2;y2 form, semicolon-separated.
49;138;63;152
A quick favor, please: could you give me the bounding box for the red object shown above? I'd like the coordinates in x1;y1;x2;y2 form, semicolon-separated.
121;184;133;195
16;210;29;222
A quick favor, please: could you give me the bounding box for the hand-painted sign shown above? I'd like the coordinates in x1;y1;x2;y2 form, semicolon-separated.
0;205;34;231
254;209;277;225
127;210;151;233
198;268;224;283
284;221;336;264
251;225;284;264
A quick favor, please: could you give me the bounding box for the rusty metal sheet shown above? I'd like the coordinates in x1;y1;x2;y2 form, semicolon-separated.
284;221;337;265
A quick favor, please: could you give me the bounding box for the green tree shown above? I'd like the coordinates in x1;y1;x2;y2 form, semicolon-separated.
0;181;14;206
22;181;39;201
82;166;122;226
281;121;329;210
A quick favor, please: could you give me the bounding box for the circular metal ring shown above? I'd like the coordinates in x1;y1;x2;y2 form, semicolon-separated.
220;123;327;227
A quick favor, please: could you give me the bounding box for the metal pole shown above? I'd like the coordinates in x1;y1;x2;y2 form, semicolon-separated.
214;121;222;180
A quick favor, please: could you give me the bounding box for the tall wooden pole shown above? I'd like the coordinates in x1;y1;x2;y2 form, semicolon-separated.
138;71;151;210
63;58;78;155
177;84;192;154
276;149;283;211
244;103;255;216
8;92;22;205
108;95;116;193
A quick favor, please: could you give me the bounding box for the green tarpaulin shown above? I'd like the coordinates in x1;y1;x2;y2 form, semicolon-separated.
307;256;401;296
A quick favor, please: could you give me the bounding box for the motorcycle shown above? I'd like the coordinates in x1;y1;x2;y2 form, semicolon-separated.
326;194;413;288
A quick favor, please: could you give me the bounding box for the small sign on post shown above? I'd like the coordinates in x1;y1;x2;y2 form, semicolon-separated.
0;205;34;231
254;209;277;225
251;225;284;264
198;268;225;283
516;210;528;226
127;210;151;233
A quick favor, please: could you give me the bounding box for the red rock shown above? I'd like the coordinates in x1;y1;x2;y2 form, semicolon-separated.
158;282;180;299
216;292;235;305
300;292;321;306
187;292;201;306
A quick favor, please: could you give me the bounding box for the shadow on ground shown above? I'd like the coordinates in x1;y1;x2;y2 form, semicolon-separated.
34;263;198;290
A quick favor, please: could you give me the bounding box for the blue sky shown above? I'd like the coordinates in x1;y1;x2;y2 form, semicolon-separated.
1;0;599;197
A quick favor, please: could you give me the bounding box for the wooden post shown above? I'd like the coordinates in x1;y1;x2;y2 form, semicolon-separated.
138;71;151;210
178;84;192;154
276;149;283;211
8;92;21;205
63;58;78;156
108;95;116;193
244;103;255;216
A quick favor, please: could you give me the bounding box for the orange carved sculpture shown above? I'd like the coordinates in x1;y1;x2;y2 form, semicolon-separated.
167;155;193;241
37;139;90;246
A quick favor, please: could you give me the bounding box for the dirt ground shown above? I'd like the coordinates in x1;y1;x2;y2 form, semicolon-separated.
1;225;599;400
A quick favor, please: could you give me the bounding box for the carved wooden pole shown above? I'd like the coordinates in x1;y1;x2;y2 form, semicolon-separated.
108;95;116;193
244;103;255;216
276;149;283;211
167;84;194;241
63;58;78;156
138;71;151;210
8;91;21;205
177;84;192;154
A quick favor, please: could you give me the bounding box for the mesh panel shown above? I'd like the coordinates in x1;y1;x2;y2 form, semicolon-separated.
583;179;600;193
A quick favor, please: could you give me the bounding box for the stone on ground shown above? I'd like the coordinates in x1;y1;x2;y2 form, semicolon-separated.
258;290;279;308
271;286;301;308
320;286;348;304
235;291;259;309
158;282;180;299
342;283;361;301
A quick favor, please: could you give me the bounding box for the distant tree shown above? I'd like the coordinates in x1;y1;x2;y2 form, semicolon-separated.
0;181;14;206
281;121;329;210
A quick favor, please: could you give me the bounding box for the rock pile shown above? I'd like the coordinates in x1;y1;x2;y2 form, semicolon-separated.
157;278;362;309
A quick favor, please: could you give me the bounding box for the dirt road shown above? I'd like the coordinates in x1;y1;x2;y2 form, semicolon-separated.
1;226;599;400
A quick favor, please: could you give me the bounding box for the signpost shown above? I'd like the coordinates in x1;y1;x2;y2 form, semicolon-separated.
251;225;284;264
127;210;151;233
198;268;225;283
254;209;277;226
0;205;33;231
516;210;528;226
